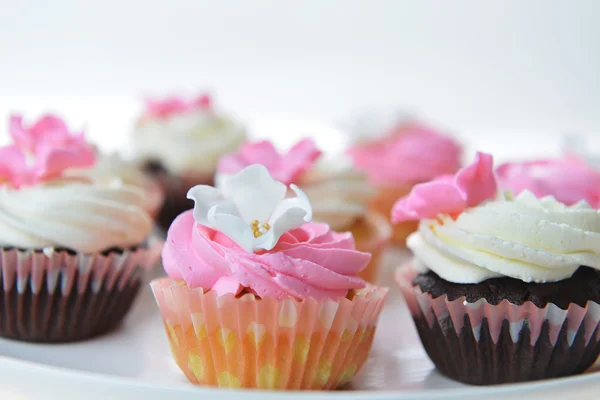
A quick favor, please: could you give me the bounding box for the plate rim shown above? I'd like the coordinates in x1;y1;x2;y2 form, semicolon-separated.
2;352;600;400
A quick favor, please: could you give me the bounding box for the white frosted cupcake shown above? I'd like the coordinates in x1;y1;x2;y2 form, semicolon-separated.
132;93;246;229
1;114;159;342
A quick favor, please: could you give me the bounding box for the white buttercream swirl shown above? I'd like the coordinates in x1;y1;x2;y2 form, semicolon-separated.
299;156;374;230
407;190;600;283
0;179;153;253
67;152;163;215
133;109;246;175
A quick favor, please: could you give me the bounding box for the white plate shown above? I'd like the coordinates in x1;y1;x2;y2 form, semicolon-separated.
0;247;598;400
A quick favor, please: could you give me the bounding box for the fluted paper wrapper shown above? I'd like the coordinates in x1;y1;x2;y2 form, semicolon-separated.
396;266;600;385
151;278;388;390
0;242;162;343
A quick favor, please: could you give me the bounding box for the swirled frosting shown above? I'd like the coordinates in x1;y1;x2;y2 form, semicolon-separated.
133;102;246;175
407;190;600;284
67;152;164;216
0;179;153;253
347;122;462;186
300;156;374;230
162;210;369;300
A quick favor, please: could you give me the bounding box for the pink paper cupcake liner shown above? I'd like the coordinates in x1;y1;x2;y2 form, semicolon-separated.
0;242;162;343
151;277;388;390
396;266;600;385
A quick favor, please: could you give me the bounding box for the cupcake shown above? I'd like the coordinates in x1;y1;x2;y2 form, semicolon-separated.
496;157;600;208
215;139;390;282
151;164;387;389
393;152;600;385
132;93;246;230
68;151;165;219
1;114;158;342
345;114;462;244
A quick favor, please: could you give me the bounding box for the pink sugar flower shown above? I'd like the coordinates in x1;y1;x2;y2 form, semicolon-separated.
144;93;212;119
496;157;600;208
217;139;322;186
392;152;497;222
1;114;96;188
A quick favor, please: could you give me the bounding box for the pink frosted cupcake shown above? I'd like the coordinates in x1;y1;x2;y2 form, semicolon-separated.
1;114;159;342
346;115;462;244
215;139;390;282
393;152;600;385
151;165;387;389
132;93;246;230
496;157;600;208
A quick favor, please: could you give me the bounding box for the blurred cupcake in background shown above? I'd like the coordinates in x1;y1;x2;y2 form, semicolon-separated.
563;133;600;170
344;111;462;244
496;156;600;208
394;152;600;385
132;93;247;230
151;164;387;389
68;151;165;220
1;114;159;343
215;139;390;282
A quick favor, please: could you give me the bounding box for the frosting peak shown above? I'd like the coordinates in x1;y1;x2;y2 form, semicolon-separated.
496;157;600;208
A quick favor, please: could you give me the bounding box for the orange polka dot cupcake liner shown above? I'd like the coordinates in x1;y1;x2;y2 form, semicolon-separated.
151;278;388;390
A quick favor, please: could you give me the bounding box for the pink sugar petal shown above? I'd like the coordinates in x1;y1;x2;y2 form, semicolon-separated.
392;180;466;222
455;152;497;207
217;139;321;186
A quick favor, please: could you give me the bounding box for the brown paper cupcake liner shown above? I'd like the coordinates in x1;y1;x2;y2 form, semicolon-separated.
396;266;600;385
0;243;161;343
151;278;388;390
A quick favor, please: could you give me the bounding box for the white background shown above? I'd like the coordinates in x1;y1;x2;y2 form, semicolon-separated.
1;0;599;159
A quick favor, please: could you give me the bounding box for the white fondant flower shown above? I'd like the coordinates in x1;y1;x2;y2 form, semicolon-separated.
187;164;312;253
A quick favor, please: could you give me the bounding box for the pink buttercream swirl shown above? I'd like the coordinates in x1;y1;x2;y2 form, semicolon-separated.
347;122;462;186
392;152;497;222
217;139;322;186
144;93;212;119
496;157;600;208
162;210;369;300
1;114;96;188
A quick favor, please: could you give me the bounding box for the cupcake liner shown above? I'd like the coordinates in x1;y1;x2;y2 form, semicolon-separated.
0;242;161;343
151;278;388;390
396;266;600;385
350;211;391;282
369;184;418;245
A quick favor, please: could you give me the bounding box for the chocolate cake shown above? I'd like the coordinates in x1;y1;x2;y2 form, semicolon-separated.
407;268;600;385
